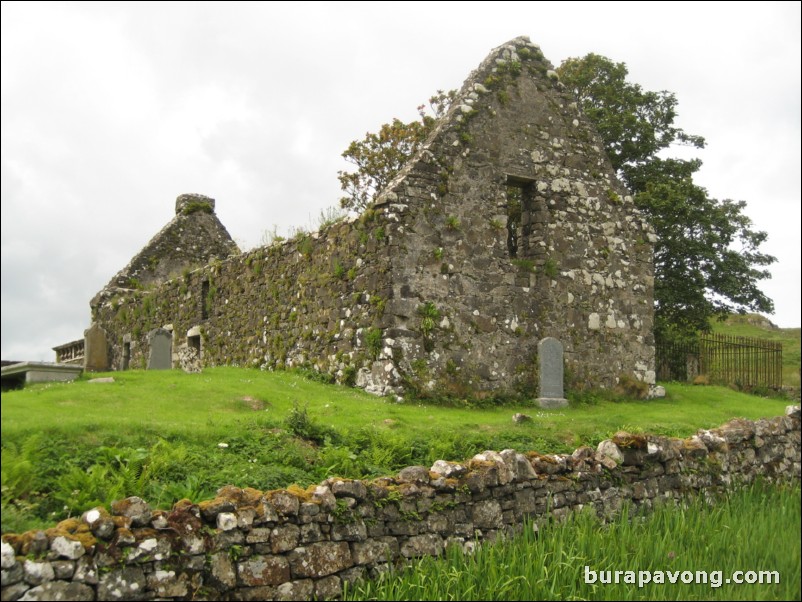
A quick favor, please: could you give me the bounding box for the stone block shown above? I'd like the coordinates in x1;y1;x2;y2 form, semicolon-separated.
400;533;444;558
350;537;399;565
537;337;568;408
289;542;352;579
472;499;503;529
97;567;146;601
83;322;108;372
16;581;94;601
237;556;290;587
270;524;300;554
275;579;314;601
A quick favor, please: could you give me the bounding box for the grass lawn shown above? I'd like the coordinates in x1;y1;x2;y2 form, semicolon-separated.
1;367;791;447
1;366;794;533
3;311;794;458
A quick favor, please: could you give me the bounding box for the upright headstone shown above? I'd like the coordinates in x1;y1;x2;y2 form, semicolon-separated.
537;337;568;408
147;328;173;370
83;323;109;372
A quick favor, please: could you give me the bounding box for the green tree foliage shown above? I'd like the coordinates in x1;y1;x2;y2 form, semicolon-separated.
558;54;775;341
338;90;455;212
557;54;705;176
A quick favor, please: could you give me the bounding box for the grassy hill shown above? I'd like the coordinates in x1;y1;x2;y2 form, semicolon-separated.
710;313;800;387
1;367;793;533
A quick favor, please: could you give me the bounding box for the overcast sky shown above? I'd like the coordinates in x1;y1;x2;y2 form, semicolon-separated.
2;1;800;361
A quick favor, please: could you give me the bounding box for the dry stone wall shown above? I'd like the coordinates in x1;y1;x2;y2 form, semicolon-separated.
2;407;799;601
90;37;655;398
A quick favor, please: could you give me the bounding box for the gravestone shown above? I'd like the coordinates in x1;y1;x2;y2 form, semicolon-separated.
83;323;109;372
537;337;568;408
147;328;173;370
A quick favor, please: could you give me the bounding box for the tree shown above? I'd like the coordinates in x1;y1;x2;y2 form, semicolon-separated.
557;54;775;341
556;53;705;178
338;90;455;212
629;157;775;339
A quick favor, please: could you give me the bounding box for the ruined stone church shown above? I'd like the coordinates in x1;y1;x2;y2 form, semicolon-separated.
86;37;656;398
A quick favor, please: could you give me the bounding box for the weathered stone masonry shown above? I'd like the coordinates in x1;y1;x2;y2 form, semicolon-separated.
90;37;655;396
92;208;394;385
2;407;799;601
374;37;655;394
96;194;240;294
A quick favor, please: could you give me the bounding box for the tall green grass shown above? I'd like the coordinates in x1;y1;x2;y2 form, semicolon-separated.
345;481;801;601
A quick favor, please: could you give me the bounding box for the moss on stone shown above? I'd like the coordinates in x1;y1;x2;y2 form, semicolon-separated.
44;519;98;549
612;432;648;450
181;201;214;216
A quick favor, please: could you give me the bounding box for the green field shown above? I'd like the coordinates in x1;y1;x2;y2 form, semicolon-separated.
3;312;798;600
345;481;801;601
1;366;793;533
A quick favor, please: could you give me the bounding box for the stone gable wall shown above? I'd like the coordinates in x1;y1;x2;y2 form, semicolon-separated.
2;407;799;601
373;38;654;395
94;194;240;297
90;38;655;397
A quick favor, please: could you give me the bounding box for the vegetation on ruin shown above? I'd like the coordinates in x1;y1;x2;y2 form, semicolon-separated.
180;200;214;216
345;480;801;601
337;90;455;212
1;364;792;534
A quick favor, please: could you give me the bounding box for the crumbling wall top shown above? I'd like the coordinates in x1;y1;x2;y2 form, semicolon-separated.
175;193;216;215
90;192;238;313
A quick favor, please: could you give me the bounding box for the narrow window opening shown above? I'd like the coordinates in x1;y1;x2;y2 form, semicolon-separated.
122;342;131;371
506;184;523;257
505;179;534;258
201;280;210;320
187;334;201;359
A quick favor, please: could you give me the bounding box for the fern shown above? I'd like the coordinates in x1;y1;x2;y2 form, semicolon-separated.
1;435;44;501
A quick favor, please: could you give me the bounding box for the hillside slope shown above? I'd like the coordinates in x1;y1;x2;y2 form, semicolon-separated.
711;313;800;387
